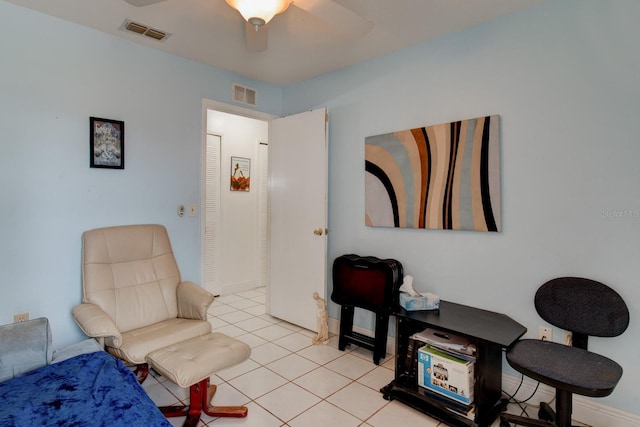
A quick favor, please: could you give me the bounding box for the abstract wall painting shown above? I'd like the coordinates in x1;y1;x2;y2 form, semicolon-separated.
365;115;501;232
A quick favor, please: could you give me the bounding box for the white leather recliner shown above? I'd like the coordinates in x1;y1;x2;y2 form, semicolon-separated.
72;224;251;426
72;224;214;378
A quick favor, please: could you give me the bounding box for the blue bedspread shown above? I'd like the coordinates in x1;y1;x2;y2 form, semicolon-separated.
0;351;171;427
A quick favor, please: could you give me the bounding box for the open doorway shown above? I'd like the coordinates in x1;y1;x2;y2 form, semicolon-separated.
201;100;276;296
202;101;329;332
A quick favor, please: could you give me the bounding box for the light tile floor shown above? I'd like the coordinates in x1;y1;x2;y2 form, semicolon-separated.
140;287;562;427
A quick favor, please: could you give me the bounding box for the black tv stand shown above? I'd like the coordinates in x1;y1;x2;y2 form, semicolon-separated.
381;301;526;427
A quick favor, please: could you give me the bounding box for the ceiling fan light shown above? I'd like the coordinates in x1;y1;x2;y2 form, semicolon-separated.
226;0;290;27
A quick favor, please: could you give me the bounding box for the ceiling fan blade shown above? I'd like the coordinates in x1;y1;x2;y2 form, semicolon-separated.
245;22;268;52
124;0;168;7
293;0;373;38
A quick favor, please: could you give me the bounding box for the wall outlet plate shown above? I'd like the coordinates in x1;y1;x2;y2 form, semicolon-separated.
13;312;29;323
538;326;552;341
564;331;573;346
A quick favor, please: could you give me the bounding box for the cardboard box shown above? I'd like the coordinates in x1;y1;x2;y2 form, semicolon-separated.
399;292;440;311
417;345;474;405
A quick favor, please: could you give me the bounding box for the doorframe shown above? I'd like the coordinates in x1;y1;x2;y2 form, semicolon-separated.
200;99;277;292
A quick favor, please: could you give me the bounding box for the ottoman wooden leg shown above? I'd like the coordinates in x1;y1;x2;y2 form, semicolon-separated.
159;378;248;427
201;379;248;418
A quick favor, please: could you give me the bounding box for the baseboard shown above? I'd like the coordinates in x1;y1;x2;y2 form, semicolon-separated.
220;281;256;295
328;316;640;426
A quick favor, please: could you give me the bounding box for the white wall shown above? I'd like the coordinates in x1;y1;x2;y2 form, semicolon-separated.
0;1;281;347
283;0;640;415
206;110;269;294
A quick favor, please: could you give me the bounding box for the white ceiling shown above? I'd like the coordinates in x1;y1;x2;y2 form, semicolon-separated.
5;0;548;86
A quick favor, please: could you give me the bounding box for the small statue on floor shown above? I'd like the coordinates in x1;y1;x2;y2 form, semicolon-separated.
312;292;329;345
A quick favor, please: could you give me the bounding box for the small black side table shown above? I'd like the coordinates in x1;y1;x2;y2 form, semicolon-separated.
381;301;526;427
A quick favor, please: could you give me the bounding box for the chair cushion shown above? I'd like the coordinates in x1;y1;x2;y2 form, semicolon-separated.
0;318;52;382
506;339;623;397
107;318;212;364
147;333;251;388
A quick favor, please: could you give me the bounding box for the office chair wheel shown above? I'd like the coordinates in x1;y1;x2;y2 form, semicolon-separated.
538;402;555;422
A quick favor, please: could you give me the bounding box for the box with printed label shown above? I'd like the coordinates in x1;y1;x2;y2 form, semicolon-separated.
417;345;474;405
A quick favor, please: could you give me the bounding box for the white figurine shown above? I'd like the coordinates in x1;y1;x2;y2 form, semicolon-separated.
312;292;329;345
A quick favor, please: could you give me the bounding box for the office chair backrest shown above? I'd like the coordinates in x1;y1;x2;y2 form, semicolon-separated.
535;277;629;349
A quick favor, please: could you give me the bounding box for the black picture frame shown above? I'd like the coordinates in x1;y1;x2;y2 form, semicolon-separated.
90;117;125;169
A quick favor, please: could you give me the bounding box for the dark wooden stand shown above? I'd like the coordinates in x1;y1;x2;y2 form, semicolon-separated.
381;301;526;427
338;305;389;365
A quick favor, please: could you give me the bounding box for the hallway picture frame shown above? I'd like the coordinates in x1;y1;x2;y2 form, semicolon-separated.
230;156;250;191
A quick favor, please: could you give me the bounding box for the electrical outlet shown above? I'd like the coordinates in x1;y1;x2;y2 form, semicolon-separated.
564;331;573;346
538;326;552;341
13;312;29;323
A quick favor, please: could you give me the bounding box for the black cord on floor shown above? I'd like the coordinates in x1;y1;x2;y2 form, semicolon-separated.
501;373;542;418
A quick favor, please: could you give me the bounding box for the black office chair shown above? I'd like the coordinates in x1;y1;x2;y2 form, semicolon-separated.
501;277;629;427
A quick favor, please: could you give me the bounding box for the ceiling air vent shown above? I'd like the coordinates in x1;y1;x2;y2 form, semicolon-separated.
120;19;171;42
232;83;257;106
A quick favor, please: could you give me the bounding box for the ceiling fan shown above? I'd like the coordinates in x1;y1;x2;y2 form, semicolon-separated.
123;0;373;52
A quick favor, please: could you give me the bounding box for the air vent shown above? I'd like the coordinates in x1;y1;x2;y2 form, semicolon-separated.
120;19;170;42
232;83;257;106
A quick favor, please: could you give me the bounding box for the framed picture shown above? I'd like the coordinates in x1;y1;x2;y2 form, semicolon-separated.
230;156;250;191
90;117;124;169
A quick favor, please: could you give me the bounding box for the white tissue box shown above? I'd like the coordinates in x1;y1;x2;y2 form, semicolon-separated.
399;292;440;311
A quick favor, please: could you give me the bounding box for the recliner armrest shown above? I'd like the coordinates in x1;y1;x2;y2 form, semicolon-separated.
177;281;214;321
72;303;122;347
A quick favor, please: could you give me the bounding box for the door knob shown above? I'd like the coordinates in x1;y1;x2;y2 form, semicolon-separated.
314;228;323;236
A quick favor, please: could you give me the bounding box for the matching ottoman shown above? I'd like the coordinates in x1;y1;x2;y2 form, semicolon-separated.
147;333;251;427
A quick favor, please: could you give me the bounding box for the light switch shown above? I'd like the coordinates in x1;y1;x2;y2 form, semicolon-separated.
188;203;197;217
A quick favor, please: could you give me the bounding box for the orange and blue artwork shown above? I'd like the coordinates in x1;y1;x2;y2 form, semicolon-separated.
365;115;501;232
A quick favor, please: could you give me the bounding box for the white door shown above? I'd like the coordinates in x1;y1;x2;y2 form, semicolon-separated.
268;108;328;332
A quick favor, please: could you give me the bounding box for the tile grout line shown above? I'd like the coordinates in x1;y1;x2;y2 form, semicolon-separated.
211;293;395;425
